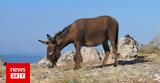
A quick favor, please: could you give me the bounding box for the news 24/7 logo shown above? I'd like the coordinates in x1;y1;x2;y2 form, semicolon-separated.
6;63;30;83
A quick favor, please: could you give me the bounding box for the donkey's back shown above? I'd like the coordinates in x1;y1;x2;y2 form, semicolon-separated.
69;16;119;46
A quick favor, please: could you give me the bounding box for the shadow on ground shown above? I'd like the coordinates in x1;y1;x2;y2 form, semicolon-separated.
86;56;149;70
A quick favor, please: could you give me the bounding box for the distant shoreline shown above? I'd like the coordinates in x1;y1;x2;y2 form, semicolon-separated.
0;55;43;63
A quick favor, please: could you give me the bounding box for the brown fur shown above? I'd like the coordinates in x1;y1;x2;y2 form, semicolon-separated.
39;16;119;70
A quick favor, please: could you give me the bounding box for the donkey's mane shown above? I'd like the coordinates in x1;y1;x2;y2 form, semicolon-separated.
53;25;71;39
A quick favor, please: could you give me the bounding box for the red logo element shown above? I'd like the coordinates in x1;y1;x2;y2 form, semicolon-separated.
6;63;30;83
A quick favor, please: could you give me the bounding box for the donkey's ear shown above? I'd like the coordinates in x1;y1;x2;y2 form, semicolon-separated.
47;34;52;41
38;40;49;45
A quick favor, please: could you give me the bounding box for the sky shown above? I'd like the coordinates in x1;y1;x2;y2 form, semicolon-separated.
0;0;160;56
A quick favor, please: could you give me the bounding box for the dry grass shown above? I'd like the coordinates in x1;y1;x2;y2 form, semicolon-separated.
139;46;160;55
30;53;160;83
0;68;5;83
0;69;5;78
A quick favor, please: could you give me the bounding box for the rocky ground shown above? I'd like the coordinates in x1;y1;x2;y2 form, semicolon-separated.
30;54;160;83
0;54;160;83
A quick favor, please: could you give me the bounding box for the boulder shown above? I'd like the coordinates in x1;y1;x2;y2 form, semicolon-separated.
62;47;101;62
62;51;74;63
118;34;139;59
37;55;66;67
37;56;48;64
81;47;101;62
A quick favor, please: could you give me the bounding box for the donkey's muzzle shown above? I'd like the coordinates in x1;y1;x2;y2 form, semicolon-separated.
47;62;57;68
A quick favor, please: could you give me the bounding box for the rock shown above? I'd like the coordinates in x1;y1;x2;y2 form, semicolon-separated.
81;47;101;62
36;56;50;67
63;51;75;62
36;55;65;67
56;57;66;66
118;34;138;59
62;47;101;62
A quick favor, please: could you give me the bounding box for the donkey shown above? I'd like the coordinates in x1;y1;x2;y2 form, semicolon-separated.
39;16;119;70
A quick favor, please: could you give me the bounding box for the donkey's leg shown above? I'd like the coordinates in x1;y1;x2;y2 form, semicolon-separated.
74;41;82;70
101;41;110;67
110;39;118;67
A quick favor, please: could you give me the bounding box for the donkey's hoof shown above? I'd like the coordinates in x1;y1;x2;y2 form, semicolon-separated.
74;66;81;70
100;64;106;68
113;63;118;67
113;65;117;67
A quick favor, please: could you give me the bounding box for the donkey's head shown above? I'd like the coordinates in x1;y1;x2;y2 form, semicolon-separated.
39;34;60;68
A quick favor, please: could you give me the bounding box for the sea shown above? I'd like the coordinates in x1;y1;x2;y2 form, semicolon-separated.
0;55;44;63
